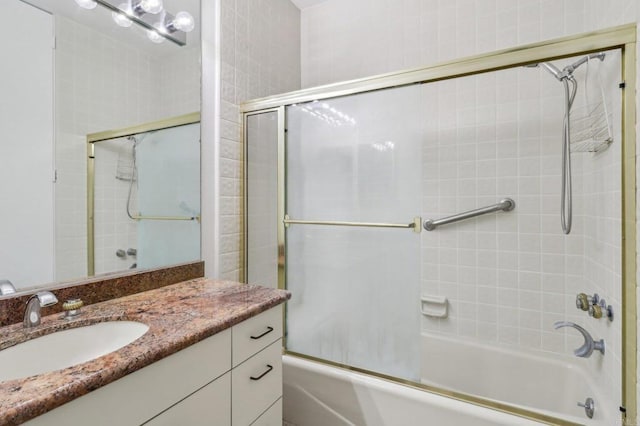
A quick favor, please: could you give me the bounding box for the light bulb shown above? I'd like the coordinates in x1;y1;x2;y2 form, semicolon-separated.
112;3;133;27
171;11;195;32
139;0;163;14
147;29;165;43
74;0;97;9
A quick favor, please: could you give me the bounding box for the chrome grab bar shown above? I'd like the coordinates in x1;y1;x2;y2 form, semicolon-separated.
283;215;422;233
423;198;515;231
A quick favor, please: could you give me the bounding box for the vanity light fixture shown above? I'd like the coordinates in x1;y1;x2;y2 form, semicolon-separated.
75;0;98;9
112;3;133;27
134;0;164;15
74;0;194;46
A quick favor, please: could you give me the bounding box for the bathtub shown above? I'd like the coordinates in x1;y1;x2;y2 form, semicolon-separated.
420;333;615;426
283;355;544;426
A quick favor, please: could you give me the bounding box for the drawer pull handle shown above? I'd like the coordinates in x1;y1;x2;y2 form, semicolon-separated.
250;326;274;340
250;364;273;381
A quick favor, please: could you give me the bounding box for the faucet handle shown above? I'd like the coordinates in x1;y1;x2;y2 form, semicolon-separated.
63;299;83;319
575;293;589;311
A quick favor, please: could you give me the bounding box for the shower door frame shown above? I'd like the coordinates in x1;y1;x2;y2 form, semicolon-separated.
86;111;201;276
241;24;637;426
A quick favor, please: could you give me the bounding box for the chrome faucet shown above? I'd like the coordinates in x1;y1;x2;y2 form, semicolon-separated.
24;291;58;328
554;321;605;357
0;280;16;296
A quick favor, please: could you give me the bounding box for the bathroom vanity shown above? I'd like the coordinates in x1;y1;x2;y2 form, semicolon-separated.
0;278;289;426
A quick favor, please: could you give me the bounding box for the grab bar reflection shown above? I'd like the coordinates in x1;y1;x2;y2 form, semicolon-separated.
283;215;422;233
131;215;200;221
423;198;515;231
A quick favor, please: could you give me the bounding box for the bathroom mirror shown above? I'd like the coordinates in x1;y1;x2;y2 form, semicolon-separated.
0;0;201;293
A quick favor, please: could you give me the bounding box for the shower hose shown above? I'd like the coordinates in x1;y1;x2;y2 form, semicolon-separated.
561;76;577;235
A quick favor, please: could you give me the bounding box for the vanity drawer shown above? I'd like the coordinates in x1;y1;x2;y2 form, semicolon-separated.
250;398;282;426
232;339;282;426
143;372;231;426
232;306;282;367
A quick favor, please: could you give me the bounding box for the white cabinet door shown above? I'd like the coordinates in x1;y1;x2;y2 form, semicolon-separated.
143;373;231;426
250;398;282;426
232;340;282;425
233;306;282;367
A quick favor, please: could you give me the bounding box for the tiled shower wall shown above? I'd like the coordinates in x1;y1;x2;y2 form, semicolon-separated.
55;16;199;281
301;0;587;89
582;2;640;422
299;0;638;419
419;59;622;403
218;0;300;281
93;139;138;274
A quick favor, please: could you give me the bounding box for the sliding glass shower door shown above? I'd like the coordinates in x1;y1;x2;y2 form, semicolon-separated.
285;86;423;380
244;36;631;424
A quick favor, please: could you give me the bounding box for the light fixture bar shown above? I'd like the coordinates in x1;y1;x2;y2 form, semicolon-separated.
94;0;186;46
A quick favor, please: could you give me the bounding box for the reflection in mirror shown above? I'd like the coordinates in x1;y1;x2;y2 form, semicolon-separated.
89;116;200;276
0;0;200;292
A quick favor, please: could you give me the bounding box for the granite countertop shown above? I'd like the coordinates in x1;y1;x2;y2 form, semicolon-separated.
0;278;290;425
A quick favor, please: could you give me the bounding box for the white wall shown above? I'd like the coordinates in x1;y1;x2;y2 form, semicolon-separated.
0;1;54;289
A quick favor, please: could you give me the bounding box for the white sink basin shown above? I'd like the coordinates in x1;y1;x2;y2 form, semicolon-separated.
0;321;149;382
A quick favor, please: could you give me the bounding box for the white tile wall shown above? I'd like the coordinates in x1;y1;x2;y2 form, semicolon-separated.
156;46;201;119
93;139;138;274
582;1;640;421
420;56;622;410
301;0;588;88
298;0;638;421
54;15;200;281
218;0;300;281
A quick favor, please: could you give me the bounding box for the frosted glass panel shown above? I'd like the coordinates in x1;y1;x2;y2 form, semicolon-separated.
286;85;422;380
247;112;279;288
136;123;200;269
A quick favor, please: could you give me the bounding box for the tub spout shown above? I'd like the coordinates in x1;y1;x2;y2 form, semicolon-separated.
554;321;604;357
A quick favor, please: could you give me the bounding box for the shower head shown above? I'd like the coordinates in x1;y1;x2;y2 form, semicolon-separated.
526;52;606;80
564;52;605;74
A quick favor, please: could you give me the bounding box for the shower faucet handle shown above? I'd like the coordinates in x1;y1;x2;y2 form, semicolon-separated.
575;293;598;310
589;297;614;322
575;293;590;311
576;292;613;321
